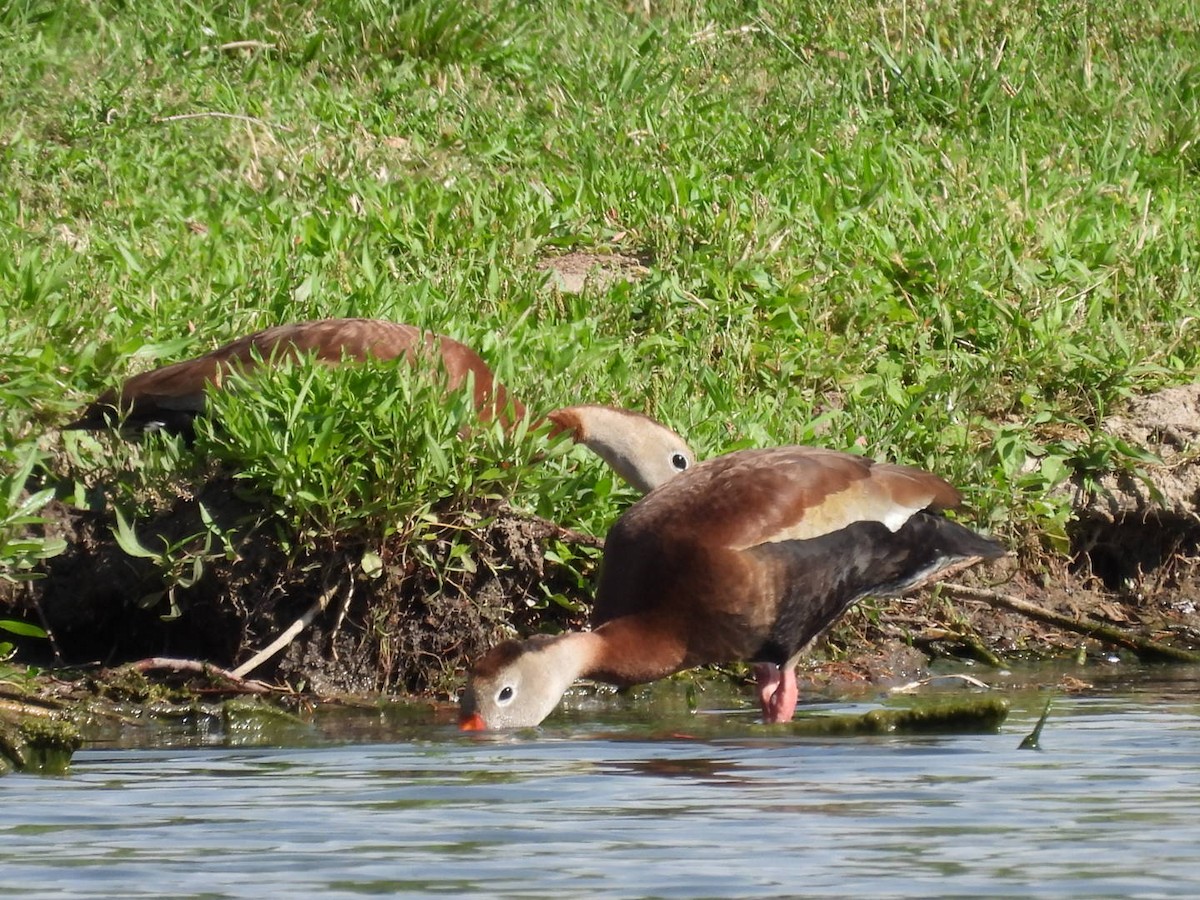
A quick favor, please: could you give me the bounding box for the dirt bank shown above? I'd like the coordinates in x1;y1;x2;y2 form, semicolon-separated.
5;386;1200;705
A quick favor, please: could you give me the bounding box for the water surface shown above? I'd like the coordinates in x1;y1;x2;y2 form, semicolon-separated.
4;665;1199;898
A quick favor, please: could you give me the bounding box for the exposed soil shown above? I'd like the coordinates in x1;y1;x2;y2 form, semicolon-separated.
3;478;591;700
5;385;1200;706
536;250;649;294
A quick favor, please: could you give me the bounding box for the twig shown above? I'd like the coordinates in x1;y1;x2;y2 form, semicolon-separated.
941;583;1200;664
153;111;293;133
548;523;604;549
27;594;64;666
0;687;66;710
890;673;991;694
328;568;355;663
232;583;340;679
216;40;277;52
0;697;58;718
954;627;1006;669
127;657;272;693
1019;697;1054;750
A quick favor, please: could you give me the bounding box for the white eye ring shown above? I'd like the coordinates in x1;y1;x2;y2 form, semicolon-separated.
671;453;689;471
496;685;515;706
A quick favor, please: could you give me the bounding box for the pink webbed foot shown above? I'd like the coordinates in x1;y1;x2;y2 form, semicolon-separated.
753;663;799;723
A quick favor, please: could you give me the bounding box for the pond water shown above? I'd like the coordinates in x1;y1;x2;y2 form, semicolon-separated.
4;664;1200;899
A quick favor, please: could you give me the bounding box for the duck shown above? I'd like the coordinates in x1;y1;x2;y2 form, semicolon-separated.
460;445;1005;729
542;404;695;496
65;318;695;493
66;318;524;435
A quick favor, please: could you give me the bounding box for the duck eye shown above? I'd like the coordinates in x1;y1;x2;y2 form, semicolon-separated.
671;453;689;471
496;686;514;705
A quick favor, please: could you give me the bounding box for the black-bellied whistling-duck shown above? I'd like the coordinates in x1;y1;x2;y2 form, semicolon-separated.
543;405;694;496
460;446;1005;729
543;404;693;493
66;318;695;494
66;318;524;435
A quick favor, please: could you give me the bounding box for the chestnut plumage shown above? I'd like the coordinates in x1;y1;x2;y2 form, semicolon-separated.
66;318;524;436
66;318;695;494
460;446;1005;730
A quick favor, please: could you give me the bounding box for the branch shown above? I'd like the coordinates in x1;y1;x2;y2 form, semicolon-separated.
941;583;1200;664
127;657;272;693
27;593;64;665
232;583;341;679
216;40;277;52
153;111;293;132
328;571;355;663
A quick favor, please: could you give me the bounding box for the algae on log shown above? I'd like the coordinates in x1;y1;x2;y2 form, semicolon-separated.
0;706;81;775
777;696;1011;737
643;696;1011;740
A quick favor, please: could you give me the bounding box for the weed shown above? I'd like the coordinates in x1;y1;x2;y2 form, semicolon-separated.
111;503;236;621
0;447;66;583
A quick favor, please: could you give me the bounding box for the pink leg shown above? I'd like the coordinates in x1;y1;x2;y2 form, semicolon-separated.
767;666;799;723
754;663;780;712
753;664;800;723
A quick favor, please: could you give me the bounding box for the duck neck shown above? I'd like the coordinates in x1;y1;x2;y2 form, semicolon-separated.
528;631;608;705
564;406;659;493
581;616;688;687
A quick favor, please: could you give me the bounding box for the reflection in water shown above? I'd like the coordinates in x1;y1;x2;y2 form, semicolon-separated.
598;755;759;787
2;668;1200;899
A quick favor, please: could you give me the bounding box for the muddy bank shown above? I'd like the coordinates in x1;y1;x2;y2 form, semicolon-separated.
3;476;591;699
5;387;1200;709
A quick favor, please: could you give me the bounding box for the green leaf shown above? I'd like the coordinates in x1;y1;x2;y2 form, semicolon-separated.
0;619;47;638
112;508;160;560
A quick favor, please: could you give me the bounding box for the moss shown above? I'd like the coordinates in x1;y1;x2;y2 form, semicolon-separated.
0;713;82;776
87;667;159;704
769;697;1012;738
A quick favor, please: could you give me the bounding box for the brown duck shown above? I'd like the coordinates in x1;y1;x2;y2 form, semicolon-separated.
461;445;1004;729
66;318;695;493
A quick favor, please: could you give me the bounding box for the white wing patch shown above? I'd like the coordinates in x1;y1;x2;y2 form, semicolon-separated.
744;478;932;549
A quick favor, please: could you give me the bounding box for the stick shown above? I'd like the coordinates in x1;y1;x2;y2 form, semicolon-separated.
216;40;277;52
0;697;58;718
153;112;293;132
27;594;64;666
941;583;1200;664
127;657;272;693
327;572;355;664
232;583;340;679
548;524;603;549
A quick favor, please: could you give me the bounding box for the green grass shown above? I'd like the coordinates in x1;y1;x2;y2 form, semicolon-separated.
4;0;1200;583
